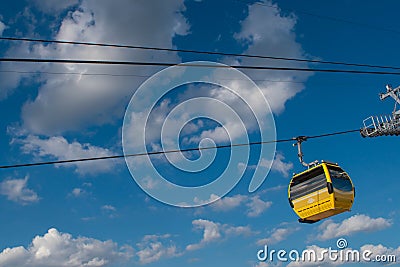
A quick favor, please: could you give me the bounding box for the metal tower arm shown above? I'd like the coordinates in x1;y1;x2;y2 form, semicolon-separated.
380;84;400;106
361;84;400;137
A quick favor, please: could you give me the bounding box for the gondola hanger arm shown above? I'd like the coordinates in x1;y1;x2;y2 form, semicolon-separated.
293;136;319;168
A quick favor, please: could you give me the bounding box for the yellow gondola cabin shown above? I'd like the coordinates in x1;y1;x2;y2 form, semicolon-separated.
288;161;355;224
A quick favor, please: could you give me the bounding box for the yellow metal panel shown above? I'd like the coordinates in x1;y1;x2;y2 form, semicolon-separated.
322;163;332;183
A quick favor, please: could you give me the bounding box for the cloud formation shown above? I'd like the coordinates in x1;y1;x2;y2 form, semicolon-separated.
136;234;180;264
186;219;221;251
316;214;392;241
360;243;400;263
0;176;39;205
203;193;272;217
239;152;293;178
17;135;117;175
2;0;189;135
208;194;247;211
0;228;133;267
262;153;293;177
257;226;299;246
233;0;313;114
246;195;273;217
0;20;6;36
69;188;86;198
186;219;254;251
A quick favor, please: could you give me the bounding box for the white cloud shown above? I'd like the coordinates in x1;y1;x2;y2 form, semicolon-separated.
136;234;180;264
186;219;254;251
186;219;221;251
68;182;92;198
140;175;160;190
70;188;87;198
257;226;299;246
80;219;252;265
360;244;400;263
240;152;293;177
261;153;293;177
101;204;117;219
316;214;392;241
0;228;133;267
0;246;29;267
223;225;254;237
2;1;189;135
196;193;272;217
0;176;39;205
237;161;251;172
72;188;83;197
233;0;312;114
104;0;310;175
3;0;312;170
128;83;258;155
209;194;247;211
246;195;272;217
0;20;6;36
17;135;117;175
101;205;116;212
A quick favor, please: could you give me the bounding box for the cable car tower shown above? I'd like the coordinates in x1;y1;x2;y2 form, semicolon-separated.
361;84;400;137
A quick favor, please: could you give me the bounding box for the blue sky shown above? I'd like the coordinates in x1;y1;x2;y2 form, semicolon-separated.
0;0;399;266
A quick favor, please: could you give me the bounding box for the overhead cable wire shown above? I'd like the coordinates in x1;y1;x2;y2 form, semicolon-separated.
2;57;400;76
0;128;361;169
235;0;400;35
306;129;361;139
1;36;400;71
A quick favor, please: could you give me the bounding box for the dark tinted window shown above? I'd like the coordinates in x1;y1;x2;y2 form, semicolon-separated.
290;166;327;200
329;168;352;192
